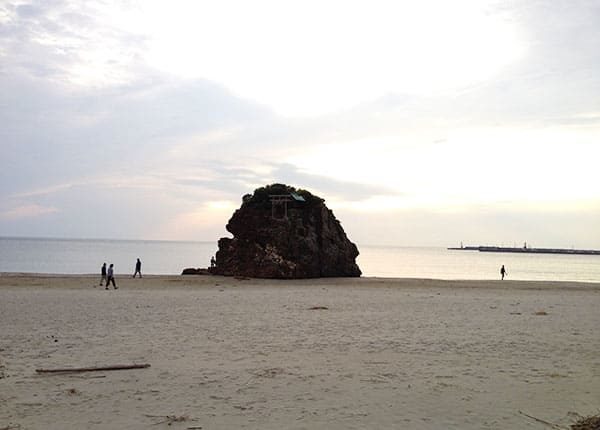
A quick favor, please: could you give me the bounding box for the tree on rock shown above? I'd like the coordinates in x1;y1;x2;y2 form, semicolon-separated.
213;184;362;279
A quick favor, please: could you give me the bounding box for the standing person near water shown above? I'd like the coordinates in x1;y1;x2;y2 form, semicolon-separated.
500;265;507;280
133;258;142;278
106;263;117;289
99;262;107;287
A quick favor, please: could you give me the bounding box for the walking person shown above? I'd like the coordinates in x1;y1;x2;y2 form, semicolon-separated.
500;264;507;280
99;262;107;287
106;263;117;289
133;258;142;278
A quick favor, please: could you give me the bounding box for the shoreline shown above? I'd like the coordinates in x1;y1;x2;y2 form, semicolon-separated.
1;272;600;291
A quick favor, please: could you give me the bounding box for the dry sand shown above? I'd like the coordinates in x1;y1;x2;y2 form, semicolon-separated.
0;274;599;429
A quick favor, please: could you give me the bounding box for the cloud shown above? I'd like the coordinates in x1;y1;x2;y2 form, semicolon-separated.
0;72;272;198
161;160;400;205
15;3;44;19
10;183;75;199
0;203;59;220
0;0;146;85
265;163;398;202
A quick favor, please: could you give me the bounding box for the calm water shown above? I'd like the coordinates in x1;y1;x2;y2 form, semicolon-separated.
1;237;599;282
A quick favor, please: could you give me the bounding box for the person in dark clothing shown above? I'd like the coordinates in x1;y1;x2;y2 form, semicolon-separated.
99;262;107;287
133;258;142;278
500;265;507;280
106;263;117;289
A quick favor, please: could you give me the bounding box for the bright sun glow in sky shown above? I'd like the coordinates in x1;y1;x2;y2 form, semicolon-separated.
291;127;600;209
108;0;526;117
1;0;599;246
55;0;525;116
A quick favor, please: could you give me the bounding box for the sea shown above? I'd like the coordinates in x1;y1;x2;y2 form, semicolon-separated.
1;236;599;283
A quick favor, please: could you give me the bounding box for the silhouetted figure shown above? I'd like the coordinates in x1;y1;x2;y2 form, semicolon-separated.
99;262;107;287
106;263;117;289
500;265;507;280
210;256;216;268
133;258;142;278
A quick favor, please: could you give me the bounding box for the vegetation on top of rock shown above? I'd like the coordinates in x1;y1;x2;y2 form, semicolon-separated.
242;183;324;209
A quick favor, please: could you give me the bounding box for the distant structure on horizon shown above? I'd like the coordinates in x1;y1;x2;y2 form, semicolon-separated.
448;243;600;256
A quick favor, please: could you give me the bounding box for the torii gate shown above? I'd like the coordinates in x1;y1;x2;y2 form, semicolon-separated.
269;193;305;220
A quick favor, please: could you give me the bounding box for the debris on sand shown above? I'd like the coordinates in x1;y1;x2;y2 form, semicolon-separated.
571;414;600;430
520;411;600;430
144;414;192;425
36;363;150;374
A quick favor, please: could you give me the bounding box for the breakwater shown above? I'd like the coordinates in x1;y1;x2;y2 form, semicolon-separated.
448;245;600;256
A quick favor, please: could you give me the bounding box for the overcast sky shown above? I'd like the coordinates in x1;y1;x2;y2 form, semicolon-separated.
1;0;599;247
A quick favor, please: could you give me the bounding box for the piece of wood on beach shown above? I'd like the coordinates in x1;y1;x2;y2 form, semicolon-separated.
308;306;329;310
518;410;565;429
143;414;192;425
35;363;150;374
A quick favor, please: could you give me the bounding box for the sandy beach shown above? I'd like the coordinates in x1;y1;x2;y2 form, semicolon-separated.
1;274;599;429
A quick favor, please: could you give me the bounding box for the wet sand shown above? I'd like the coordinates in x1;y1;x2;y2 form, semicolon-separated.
1;274;599;429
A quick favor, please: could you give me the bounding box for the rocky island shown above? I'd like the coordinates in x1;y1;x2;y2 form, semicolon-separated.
211;184;361;278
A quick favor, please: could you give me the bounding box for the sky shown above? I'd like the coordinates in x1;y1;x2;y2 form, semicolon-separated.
1;0;599;248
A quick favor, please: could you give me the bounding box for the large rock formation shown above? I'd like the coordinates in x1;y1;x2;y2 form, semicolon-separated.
213;184;361;278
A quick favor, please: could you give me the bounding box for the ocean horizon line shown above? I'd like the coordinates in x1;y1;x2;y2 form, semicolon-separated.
3;236;599;251
0;235;216;245
0;235;450;249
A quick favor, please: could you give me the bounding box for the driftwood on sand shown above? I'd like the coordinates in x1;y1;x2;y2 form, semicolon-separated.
518;410;564;429
35;363;150;374
519;410;600;430
143;414;198;426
